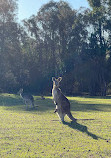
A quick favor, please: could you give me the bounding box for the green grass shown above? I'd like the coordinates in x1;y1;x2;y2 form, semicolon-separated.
0;94;111;158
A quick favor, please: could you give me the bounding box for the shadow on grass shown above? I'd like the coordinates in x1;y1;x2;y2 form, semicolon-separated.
0;94;23;106
69;99;111;112
0;94;54;112
63;121;104;140
0;94;111;113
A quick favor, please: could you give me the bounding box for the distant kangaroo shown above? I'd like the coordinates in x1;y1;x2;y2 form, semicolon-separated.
52;77;76;122
18;88;35;109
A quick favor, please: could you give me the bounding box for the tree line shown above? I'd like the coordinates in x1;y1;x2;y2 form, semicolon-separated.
0;0;111;96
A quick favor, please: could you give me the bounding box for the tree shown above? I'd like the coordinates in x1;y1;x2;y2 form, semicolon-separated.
23;1;89;94
0;0;19;91
85;0;108;95
0;0;30;92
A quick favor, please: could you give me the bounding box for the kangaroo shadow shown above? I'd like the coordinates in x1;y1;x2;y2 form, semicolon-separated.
63;120;103;140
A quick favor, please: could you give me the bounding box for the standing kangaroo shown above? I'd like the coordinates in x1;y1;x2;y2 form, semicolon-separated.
52;77;76;122
18;88;35;109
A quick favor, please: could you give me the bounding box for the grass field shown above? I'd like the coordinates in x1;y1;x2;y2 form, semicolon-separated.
0;93;111;158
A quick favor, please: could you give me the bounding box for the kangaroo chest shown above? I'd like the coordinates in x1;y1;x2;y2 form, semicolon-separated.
52;88;60;103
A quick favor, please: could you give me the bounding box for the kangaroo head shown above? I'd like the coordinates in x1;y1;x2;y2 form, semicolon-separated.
52;77;62;88
18;88;23;94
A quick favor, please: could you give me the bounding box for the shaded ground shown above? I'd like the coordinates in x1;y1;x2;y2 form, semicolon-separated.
0;94;111;112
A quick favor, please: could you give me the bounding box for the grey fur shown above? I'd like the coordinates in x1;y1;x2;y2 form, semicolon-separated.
18;88;35;108
52;77;76;122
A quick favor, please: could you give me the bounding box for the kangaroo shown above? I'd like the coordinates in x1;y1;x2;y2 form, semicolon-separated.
52;77;76;122
18;88;35;109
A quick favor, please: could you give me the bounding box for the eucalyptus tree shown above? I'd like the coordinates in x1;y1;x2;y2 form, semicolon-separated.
36;1;66;76
103;0;111;90
0;0;20;91
36;1;89;77
85;0;108;95
0;0;18;52
23;15;50;92
23;1;89;94
0;0;30;92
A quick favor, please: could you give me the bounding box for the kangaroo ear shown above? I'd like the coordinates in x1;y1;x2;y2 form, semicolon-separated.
58;77;62;82
52;77;55;81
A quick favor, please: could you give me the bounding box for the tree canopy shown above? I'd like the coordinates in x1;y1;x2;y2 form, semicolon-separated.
0;0;111;96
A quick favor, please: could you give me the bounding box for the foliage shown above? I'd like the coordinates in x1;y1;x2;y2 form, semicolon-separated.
1;0;111;95
0;0;30;92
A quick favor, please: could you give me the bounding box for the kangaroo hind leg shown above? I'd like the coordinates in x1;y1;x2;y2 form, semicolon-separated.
57;112;65;123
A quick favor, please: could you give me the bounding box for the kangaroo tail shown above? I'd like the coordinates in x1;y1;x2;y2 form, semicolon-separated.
67;112;77;122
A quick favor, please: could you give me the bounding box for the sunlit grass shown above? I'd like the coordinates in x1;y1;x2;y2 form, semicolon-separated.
0;94;111;157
